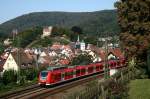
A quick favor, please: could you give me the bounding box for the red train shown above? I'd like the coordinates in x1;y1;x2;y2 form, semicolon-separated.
38;59;125;86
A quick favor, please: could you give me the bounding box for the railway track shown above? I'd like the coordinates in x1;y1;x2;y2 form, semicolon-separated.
0;67;125;99
0;72;104;99
23;72;104;99
0;84;41;99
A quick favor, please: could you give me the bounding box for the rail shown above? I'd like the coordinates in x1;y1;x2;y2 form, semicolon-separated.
65;67;134;99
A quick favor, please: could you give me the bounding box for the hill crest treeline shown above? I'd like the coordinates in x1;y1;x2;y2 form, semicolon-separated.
0;10;120;38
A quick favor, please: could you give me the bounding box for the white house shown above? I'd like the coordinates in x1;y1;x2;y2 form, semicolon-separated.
2;52;35;72
3;53;18;72
41;26;53;38
3;38;12;46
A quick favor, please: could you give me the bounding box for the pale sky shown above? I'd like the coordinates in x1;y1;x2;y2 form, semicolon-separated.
0;0;117;24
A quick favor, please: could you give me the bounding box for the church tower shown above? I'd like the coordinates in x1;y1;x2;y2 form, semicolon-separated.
80;40;85;51
75;35;80;49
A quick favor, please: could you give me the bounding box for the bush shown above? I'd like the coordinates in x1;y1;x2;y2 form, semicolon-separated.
0;83;5;90
2;70;17;85
25;68;38;81
71;53;93;65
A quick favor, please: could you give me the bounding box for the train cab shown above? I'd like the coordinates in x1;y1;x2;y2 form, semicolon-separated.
38;70;49;85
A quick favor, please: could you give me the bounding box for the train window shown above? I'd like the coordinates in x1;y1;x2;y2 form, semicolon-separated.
100;65;103;69
96;66;99;69
57;73;61;79
62;73;65;78
76;70;80;74
41;71;48;77
52;73;61;80
69;72;73;75
81;69;85;73
65;71;73;76
88;67;93;70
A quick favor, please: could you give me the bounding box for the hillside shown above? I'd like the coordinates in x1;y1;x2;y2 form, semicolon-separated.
0;10;120;38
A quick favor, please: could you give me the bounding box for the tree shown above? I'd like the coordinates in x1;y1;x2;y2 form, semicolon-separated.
12;26;43;48
115;0;150;77
0;42;4;54
71;53;93;65
71;26;82;34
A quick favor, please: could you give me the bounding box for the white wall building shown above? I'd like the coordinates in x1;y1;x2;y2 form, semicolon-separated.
41;26;53;38
3;53;18;72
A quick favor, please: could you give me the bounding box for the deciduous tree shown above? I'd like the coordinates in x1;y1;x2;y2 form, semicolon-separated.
115;0;150;77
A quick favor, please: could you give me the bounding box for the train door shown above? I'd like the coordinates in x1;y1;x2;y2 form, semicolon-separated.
81;67;86;76
88;65;94;74
76;68;81;77
64;69;73;80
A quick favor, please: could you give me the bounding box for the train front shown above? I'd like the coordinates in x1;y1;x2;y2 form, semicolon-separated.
38;70;49;85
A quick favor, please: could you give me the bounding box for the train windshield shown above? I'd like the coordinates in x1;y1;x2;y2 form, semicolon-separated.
41;71;48;77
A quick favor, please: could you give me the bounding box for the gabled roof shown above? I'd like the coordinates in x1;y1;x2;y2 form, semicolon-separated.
59;59;70;65
109;48;124;59
98;49;106;61
98;48;124;61
10;51;34;66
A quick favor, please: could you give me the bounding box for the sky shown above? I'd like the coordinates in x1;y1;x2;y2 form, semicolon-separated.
0;0;117;24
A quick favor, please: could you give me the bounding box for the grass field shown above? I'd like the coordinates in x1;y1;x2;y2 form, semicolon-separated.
128;79;150;99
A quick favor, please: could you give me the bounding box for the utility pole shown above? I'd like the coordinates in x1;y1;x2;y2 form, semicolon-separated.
147;50;150;75
104;32;109;79
36;48;40;70
12;29;17;41
17;32;21;83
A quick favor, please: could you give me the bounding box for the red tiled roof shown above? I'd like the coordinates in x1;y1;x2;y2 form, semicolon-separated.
59;59;69;65
51;44;63;50
109;48;124;59
98;48;124;61
98;49;106;61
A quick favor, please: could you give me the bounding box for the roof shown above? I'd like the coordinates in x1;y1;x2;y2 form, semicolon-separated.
98;48;125;61
98;49;106;61
109;48;124;59
59;59;70;65
9;51;35;68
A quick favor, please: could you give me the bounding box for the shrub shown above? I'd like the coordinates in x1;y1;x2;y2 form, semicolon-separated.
25;68;38;81
2;70;17;85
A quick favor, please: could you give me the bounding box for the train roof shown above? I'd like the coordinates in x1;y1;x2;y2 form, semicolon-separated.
75;65;86;69
64;68;74;72
47;66;67;71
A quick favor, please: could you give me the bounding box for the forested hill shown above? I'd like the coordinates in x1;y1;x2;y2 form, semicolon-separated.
0;10;120;38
